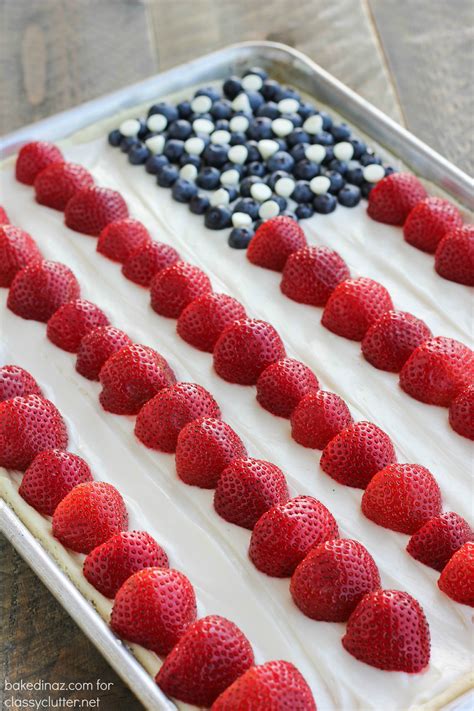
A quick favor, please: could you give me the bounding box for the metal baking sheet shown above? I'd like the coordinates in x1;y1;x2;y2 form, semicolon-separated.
1;41;473;711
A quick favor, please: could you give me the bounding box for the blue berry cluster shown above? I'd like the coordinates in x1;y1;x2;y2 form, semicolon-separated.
108;67;393;249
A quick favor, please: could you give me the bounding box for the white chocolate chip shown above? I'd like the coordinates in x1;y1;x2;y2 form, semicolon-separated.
275;177;296;198
210;188;230;207
228;144;248;165
211;130;231;145
146;114;167;133
232;93;252;113
184;136;205;156
305;144;326;163
193;118;214;135
250;183;272;202
229;115;249;133
278;98;299;114
145;134;165;154
179;164;198;181
242;74;263;92
232;211;252;228
271;118;294;137
363;164;385;183
310;175;331;195
258;139;280;159
119;119;141;137
259;199;280;220
333;141;354;161
220;169;240;186
303;115;323;134
191;95;212;114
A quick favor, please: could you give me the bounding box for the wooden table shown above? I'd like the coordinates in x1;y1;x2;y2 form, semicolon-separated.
1;1;472;709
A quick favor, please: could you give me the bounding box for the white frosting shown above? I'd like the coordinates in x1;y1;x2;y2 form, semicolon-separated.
271;117;293;137
146;114;168;133
303;115;324;134
241;75;263;92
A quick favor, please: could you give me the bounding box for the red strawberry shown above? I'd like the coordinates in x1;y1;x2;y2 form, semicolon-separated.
290;539;381;622
249;496;339;577
19;449;93;515
52;481;128;553
83;530;169;598
0;394;68;471
135;382;220;453
320;421;396;489
15;141;63;185
75;326;132;381
47;299;109;353
213;319;286;385
111;567;197;654
0;206;10;225
291;390;353;450
438;542;474;607
97;218;151;263
361;463;442;534
281;246;350;306
156;615;254;707
449;384;474;440
211;660;316;711
0;365;42;401
361;310;432;372
7;260;80;322
177;293;246;353
247;217;307;272
342;589;430;672
214;457;289;529
65;186;128;236
367;172;428;225
34;161;94;211
175;417;246;488
403;197;463;253
0;225;42;287
256;358;319;418
99;344;175;415
150;261;212;318
122;240;180;287
322;277;393;341
435;225;474;286
399;336;474;406
407;512;473;572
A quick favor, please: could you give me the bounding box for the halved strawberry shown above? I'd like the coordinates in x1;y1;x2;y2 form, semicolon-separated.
19;449;93;515
47;299;109;353
177;293;246;353
435;225;474;286
361;310;432;372
407;512;473;571
156;615;254;707
290;390;353;449
0;206;10;225
111;567;197;654
249;495;339;577
320;421;396;489
122;240;180;287
247;216;307;272
75;326;132;381
322;277;393;341
150;261;213;318
65;186;128;236
97;218;151;263
0;225;42;287
256;358;319;418
403;197;463;253
281;245;350;306
7;260;80;322
16;141;63;185
175;417;246;488
83;530;169;598
367;172;428;225
342;589;431;672
0;394;68;471
438;542;474;607
34;161;94;211
449;384;474;440
0;365;43;401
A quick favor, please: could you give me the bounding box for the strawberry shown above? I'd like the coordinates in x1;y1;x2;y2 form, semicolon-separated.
403;197;463;253
249;496;339;577
211;660;316;711
0;394;68;471
135;382;221;453
0;365;42;401
407;512;473;572
213;318;286;385
320;421;396;489
449;384;474;439
175;417;246;488
75;326;132;381
150;261;212;318
438;542;474;607
111;567;197;654
435;225;474;286
246;216;307;272
399;336;474;406
65;186;128;236
290;390;353;450
7;260;80;322
122;240;180;287
47;299;109;353
322;277;393;341
52;481;128;553
99;344;175;415
19;449;93;516
281;245;350;306
256;358;319;418
0;225;42;287
214;457;289;529
367;172;428;225
34;161;94;211
83;530;169;598
342;589;430;672
290;539;381;622
177;293;246;353
156;615;254;707
361;310;432;372
0;206;10;225
361;463;442;534
97;218;151;264
15;141;63;185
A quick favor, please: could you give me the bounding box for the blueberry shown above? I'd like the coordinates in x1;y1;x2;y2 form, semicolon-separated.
261;79;284;102
253;219;264;231
225;186;239;203
331;123;351;141
230;131;247;146
190;193;210;214
319;111;333;131
272;195;288;212
168;120;193;140
385;166;396;176
292;181;313;203
196;166;221;190
280;87;301;102
290;143;310;162
222;161;246;177
203;143;228;168
108;129;122;147
266;170;290;190
312;131;334;146
164;139;185;162
245;66;268;80
191;112;213;123
172;178;198;203
177;100;192;119
275;138;288;151
246;91;264;112
328;159;348;175
281;210;299;221
326;170;346;194
179;154;202;169
240;176;262;197
256;102;280;119
195;86;220;102
128;143;150;165
313;193;337;214
146;154;169;174
247;161;266;177
294;159;320;180
228;227;254;249
322;146;334;164
345;166;365;186
211;100;232;120
350;139;366;159
215;119;230;131
205;205;232;230
360;153;382;167
295;203;314;220
267;151;295;173
338;185;361;207
283;113;303;128
287;129;310;148
245;141;261;163
148;102;179;123
137;120;149;140
298;102;316;120
157;164;179;187
234;198;259;220
360;182;374;198
120;136;140;153
223;76;242;100
248;117;273;140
